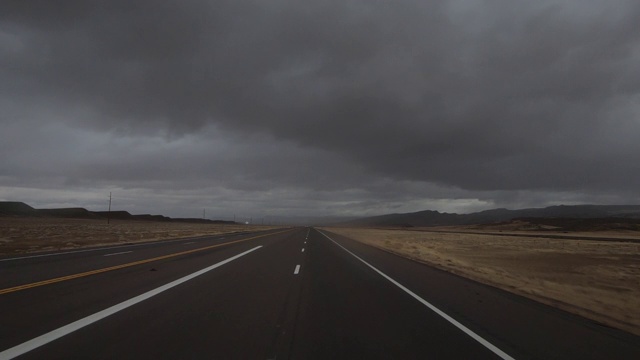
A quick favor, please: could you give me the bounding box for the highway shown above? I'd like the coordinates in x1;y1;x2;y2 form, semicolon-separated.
1;228;639;359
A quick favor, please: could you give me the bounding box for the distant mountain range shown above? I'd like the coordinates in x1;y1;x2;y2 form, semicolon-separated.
0;201;236;224
4;201;640;227
344;205;640;227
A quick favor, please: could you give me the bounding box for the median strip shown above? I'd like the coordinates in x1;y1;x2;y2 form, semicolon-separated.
0;229;291;295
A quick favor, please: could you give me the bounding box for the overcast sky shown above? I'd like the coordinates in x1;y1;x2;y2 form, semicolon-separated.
1;0;639;220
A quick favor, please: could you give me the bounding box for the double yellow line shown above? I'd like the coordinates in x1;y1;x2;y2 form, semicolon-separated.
0;229;292;295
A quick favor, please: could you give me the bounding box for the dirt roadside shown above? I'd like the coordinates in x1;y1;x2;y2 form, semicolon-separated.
0;217;276;255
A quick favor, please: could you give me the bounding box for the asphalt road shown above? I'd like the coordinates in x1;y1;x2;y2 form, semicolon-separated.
1;227;639;359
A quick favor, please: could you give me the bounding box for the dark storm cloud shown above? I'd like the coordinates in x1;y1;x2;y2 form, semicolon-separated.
2;0;640;216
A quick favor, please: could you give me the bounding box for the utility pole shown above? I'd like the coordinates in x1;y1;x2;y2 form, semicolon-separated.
107;192;112;224
203;208;206;219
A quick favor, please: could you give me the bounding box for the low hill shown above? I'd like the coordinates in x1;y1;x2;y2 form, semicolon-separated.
0;201;236;224
38;208;100;218
0;202;38;216
346;205;640;227
93;210;134;220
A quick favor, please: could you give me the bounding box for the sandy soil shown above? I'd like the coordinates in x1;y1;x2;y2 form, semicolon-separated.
0;217;275;255
322;227;640;336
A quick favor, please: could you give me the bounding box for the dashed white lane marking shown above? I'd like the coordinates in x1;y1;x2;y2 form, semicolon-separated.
317;230;515;360
301;248;305;253
103;251;133;257
0;246;263;360
294;265;301;274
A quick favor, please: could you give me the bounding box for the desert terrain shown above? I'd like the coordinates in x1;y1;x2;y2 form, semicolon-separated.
2;217;639;336
323;226;640;336
0;217;275;255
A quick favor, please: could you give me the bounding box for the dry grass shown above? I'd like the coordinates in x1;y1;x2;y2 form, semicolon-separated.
323;227;640;336
0;217;276;255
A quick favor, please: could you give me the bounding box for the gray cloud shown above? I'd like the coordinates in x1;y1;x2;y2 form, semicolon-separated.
2;0;640;218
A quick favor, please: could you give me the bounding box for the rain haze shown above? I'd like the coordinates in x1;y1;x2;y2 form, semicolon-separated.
1;0;640;221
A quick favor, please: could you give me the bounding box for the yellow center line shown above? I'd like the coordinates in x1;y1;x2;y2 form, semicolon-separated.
0;229;293;295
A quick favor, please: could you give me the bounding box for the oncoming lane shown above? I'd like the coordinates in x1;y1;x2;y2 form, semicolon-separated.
0;229;286;291
0;228;304;358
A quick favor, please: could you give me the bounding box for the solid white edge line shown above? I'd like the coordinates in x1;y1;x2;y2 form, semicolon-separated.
0;246;263;360
317;230;515;360
103;251;133;257
294;264;301;274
